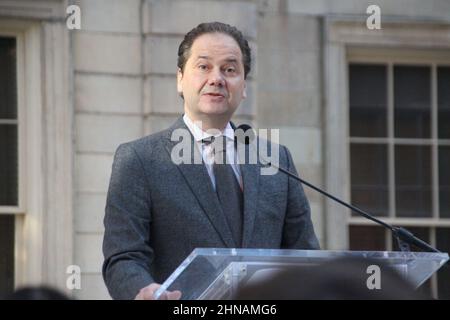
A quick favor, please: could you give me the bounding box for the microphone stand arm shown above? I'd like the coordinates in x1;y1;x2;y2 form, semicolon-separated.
263;160;440;253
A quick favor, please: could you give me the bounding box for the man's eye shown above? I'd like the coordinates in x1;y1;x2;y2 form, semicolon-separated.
198;65;208;70
225;67;236;73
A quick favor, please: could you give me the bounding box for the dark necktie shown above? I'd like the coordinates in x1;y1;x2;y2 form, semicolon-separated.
203;136;243;247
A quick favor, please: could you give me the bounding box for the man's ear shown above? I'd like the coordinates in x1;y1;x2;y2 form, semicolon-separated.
242;81;247;99
177;68;183;95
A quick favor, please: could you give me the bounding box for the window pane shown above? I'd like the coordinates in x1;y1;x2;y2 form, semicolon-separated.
395;145;432;217
349;225;386;251
349;64;387;137
438;67;450;139
0;215;15;298
439;147;450;218
394;66;431;138
0;125;18;206
351;144;388;216
436;228;450;299
0;37;17;119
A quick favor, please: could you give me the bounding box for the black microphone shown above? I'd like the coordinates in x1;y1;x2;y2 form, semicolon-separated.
234;124;440;253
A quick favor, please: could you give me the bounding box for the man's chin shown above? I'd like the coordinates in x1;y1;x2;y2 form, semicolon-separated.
199;105;232;116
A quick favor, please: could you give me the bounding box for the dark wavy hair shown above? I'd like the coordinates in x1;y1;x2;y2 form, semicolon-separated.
177;22;251;79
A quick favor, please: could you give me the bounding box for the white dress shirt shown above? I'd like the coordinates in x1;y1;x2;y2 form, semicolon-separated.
183;114;242;190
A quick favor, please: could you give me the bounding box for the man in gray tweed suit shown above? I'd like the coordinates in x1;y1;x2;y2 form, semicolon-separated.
102;22;320;300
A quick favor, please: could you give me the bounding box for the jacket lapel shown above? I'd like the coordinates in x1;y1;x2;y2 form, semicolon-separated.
163;117;236;248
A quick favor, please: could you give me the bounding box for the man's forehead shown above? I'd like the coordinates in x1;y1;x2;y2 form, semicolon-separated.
190;33;242;58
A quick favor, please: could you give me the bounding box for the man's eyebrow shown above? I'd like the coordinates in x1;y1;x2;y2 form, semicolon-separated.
224;58;238;63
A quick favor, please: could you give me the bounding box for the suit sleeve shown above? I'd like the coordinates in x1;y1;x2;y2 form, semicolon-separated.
281;146;321;250
102;143;155;299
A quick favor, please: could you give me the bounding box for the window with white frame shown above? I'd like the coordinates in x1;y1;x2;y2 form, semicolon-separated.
0;2;73;292
347;52;450;299
0;36;18;297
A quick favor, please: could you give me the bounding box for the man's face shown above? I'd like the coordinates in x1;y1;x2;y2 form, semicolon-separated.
177;33;247;123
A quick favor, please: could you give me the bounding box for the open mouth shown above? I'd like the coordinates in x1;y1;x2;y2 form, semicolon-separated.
204;92;225;98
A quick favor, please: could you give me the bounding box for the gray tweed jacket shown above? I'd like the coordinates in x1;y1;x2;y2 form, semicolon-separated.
102;116;320;299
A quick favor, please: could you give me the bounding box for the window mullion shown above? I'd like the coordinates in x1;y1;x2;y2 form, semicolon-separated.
385;227;392;251
430;227;438;299
431;64;439;219
388;62;396;219
0;119;18;125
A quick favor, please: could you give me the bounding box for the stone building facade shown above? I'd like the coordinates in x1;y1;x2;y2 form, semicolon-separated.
0;0;449;299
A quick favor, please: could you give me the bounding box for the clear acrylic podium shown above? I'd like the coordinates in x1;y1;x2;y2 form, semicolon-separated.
154;248;449;300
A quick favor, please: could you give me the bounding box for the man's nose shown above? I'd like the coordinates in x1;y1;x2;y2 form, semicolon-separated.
208;68;225;87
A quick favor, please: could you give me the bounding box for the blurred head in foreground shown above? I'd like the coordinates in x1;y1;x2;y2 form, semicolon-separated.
235;257;429;300
4;286;71;300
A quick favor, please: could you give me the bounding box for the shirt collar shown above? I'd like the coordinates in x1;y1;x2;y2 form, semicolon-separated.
183;114;234;143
